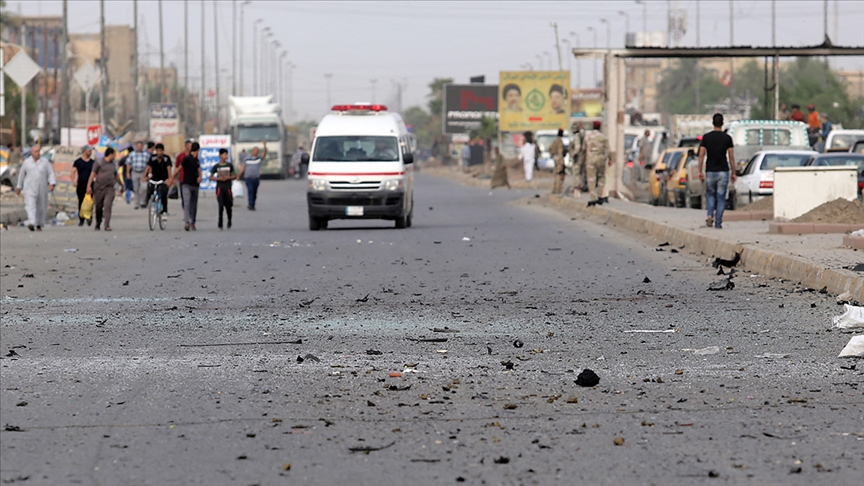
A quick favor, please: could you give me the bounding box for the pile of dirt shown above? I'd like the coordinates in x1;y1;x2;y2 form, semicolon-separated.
741;195;773;211
792;198;864;224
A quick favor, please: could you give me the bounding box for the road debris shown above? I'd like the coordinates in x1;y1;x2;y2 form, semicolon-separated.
754;353;790;359
708;277;735;291
575;369;600;387
838;335;864;358
513;339;524;348
297;354;321;363
366;349;383;355
433;327;459;333
179;339;302;347
624;329;678;333
643;277;652;283
834;305;864;329
349;441;395;454
694;346;720;356
613;437;625;446
712;252;740;268
501;360;515;370
407;337;448;343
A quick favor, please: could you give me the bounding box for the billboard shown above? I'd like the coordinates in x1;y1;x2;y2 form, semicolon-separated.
149;103;180;141
498;71;570;132
198;134;231;191
571;89;604;118
443;85;499;134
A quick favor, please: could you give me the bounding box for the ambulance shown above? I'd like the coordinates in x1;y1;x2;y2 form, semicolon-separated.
305;104;416;230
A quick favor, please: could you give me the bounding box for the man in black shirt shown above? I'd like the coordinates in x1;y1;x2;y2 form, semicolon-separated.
70;145;94;226
172;142;202;231
698;113;736;229
143;143;172;215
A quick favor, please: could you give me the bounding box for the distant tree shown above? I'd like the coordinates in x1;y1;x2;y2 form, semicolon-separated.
402;105;434;148
780;57;860;128
427;78;453;116
657;59;727;115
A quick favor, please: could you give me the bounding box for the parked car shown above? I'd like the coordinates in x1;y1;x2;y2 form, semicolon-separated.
732;150;814;207
822;129;864;153
666;149;697;207
648;148;684;206
849;139;864;155
534;130;570;171
677;136;702;149
803;153;864;198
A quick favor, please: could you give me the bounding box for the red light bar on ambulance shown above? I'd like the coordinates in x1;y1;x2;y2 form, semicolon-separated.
331;104;388;112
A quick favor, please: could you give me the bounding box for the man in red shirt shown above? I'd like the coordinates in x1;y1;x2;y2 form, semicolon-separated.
173;139;193;209
789;104;805;122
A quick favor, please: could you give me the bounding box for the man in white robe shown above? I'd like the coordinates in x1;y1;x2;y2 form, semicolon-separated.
15;146;56;231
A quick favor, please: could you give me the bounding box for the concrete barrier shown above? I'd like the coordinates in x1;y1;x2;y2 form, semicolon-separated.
773;166;857;221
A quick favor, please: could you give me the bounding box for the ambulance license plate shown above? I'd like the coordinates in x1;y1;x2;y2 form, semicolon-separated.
346;206;364;216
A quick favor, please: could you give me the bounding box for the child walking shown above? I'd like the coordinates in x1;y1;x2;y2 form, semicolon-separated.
209;148;236;230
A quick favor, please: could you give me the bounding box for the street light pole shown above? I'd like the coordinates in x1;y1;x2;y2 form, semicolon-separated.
536;54;543;71
99;0;106;133
324;73;333;109
200;0;205;130
159;0;165;102
239;1;250;95
635;0;647;111
587;26;597;87
213;0;220;131
570;31;580;88
232;0;236;96
600;18;610;49
618;11;630;41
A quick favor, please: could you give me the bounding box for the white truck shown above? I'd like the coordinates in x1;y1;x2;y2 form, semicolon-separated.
228;96;288;178
670;114;742;147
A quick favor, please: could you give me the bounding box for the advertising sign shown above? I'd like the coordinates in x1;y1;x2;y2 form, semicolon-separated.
150;103;180;141
50;145;81;210
498;71;570;132
571;89;604;118
198;134;231;191
443;85;499;134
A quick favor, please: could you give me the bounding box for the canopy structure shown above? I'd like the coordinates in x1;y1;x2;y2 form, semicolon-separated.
570;41;864;200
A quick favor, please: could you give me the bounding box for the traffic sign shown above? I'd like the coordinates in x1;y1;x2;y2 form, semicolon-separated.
4;49;41;87
73;62;101;92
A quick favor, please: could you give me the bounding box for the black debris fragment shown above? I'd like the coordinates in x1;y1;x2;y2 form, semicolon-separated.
486;345;493;355
716;267;725;275
502;360;515;370
367;400;376;407
407;337;448;343
349;441;395;454
513;339;524;348
708;277;735;291
297;354;321;364
5;350;19;357
122;280;129;286
818;286;828;294
712;252;740;268
388;385;412;391
643;277;651;283
356;294;370;302
493;456;510;464
4;424;22;432
575;369;600;387
366;349;383;356
433;327;459;333
658;242;670;247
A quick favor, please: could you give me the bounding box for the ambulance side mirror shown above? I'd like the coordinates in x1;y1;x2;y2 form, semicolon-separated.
403;153;414;165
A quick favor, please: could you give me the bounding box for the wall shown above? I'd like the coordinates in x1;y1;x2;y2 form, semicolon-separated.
774;166;858;220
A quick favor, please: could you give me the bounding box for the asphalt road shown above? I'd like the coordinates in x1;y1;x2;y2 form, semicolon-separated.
1;174;861;485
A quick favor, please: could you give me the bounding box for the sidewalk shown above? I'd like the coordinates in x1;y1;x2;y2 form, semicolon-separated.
426;164;864;302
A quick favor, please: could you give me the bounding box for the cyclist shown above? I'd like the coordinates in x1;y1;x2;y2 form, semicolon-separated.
142;143;172;216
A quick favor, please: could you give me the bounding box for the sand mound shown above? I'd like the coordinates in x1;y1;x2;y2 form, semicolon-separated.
741;195;773;212
792;198;864;224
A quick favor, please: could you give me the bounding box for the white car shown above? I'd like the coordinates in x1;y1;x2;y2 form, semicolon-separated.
733;150;814;207
534;130;570;171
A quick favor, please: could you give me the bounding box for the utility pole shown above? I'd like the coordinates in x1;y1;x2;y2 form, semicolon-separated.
695;0;701;113
99;0;107;133
570;32;580;88
239;2;249;95
729;0;735;108
324;73;333;109
773;0;779;120
159;0;165;102
61;0;68;136
232;0;236;96
587;26;597;87
200;0;205;130
253;20;262;96
213;0;220;131
550;22;562;72
133;0;139;131
279;51;287;109
184;0;188;130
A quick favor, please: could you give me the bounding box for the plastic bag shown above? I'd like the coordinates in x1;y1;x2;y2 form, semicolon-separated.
168;184;179;200
80;194;93;220
833;304;864;329
232;179;245;198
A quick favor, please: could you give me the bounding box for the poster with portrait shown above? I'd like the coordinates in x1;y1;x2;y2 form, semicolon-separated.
498;71;570;132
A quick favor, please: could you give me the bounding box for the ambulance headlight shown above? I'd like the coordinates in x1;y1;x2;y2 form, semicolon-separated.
383;179;403;191
309;178;328;191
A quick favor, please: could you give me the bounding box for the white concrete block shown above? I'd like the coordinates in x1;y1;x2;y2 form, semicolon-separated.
773;166;857;221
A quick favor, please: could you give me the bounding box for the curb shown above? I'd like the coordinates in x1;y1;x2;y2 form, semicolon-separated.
724;210;773;221
843;235;864;250
769;222;864;234
570;202;864;302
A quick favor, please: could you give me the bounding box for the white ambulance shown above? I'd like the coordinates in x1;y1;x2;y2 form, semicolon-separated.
305;104;416;230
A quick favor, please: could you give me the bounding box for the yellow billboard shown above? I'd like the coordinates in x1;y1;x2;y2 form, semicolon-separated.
499;71;571;132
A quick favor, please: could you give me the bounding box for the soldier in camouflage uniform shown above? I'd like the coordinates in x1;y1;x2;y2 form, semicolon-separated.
570;122;587;193
584;120;611;207
549;129;566;196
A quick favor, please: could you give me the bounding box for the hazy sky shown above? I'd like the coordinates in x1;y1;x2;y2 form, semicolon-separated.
9;0;864;122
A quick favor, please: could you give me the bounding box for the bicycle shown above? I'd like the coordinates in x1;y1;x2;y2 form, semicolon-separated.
147;180;167;230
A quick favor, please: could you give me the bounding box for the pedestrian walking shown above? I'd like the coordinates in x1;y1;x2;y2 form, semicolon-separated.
143;143;172;216
461;143;471;171
173;139;194;209
15;145;56;231
70;145;94;226
550;129;566;195
86;147;121;231
519;132;536;182
584;121;611;207
806;104;822;147
638;129;652;181
237;141;266;210
209;148;236;230
697;113;736;229
570;122;587;192
290;146;306;179
119;149;135;204
175;142;202;231
127;141;150;209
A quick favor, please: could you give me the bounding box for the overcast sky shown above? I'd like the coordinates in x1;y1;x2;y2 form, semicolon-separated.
8;0;864;122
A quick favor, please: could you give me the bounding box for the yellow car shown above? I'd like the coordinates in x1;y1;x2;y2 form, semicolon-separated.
665;148;697;207
649;148;688;206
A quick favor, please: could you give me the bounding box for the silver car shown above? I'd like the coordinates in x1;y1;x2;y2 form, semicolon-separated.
733;150;814;207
